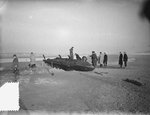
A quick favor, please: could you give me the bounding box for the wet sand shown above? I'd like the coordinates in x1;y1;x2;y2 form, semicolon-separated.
0;55;150;114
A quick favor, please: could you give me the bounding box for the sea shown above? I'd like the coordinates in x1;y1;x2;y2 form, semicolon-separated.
0;54;143;65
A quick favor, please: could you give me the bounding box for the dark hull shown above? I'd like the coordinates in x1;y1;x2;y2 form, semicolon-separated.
43;58;94;71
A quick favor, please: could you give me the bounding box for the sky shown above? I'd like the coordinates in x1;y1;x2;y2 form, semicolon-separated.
0;0;150;55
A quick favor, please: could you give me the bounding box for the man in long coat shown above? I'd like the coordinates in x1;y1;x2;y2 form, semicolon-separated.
90;51;98;67
69;47;74;60
12;54;19;81
103;52;108;67
119;52;123;68
123;52;128;68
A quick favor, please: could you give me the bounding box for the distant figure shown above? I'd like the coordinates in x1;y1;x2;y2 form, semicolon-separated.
69;47;74;60
43;54;46;60
90;51;98;67
82;56;87;62
103;52;108;67
29;52;36;68
119;52;123;68
12;54;19;81
58;54;62;59
98;52;103;67
56;54;62;59
75;53;82;60
123;52;128;67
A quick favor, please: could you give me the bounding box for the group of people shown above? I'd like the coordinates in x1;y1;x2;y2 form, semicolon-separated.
119;52;128;68
69;47;108;68
69;47;128;68
90;51;108;68
12;52;36;78
12;48;128;78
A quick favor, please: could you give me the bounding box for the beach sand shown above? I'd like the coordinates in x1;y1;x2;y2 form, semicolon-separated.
0;55;150;114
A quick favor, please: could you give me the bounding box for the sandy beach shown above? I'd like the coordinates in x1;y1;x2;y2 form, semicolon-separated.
0;55;150;115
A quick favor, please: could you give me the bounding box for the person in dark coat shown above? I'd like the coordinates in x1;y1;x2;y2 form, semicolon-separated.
123;52;128;67
103;52;108;67
90;51;98;67
119;52;123;68
12;54;19;81
98;52;103;67
69;47;74;60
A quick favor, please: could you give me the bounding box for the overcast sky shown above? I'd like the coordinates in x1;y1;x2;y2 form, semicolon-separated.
0;0;150;55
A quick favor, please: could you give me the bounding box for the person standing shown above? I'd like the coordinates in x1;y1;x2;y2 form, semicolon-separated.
90;51;98;67
98;52;102;67
103;52;108;67
29;52;36;68
12;54;19;81
123;52;128;68
69;47;74;60
119;52;123;68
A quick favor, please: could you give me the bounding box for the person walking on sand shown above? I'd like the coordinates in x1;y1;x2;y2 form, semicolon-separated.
29;52;36;68
119;52;123;68
69;47;74;60
12;54;19;81
98;52;102;67
90;51;98;67
103;52;108;67
123;52;128;68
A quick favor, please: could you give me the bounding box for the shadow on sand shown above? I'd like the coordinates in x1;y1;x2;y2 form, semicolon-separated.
97;65;126;69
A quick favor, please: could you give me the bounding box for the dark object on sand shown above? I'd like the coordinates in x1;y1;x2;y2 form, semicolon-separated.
29;64;36;68
43;58;94;71
123;78;143;87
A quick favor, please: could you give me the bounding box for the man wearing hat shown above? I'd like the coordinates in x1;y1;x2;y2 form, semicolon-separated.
90;51;98;67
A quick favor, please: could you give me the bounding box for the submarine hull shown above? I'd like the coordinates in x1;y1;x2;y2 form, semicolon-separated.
43;58;94;71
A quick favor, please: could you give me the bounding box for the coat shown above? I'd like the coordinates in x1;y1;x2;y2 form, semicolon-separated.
123;54;128;62
119;54;123;65
103;54;108;63
12;57;19;69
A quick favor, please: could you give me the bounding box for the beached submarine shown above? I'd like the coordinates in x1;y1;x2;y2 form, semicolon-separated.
43;57;95;71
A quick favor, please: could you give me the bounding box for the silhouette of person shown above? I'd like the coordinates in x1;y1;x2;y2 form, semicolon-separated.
43;54;46;60
58;54;62;59
69;47;74;60
103;52;108;67
12;54;19;81
98;52;102;67
119;52;123;68
123;52;128;68
90;51;98;67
